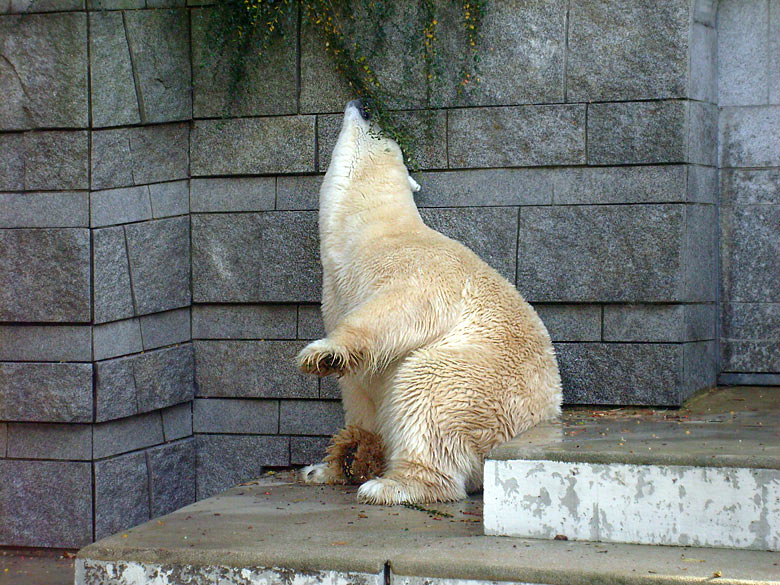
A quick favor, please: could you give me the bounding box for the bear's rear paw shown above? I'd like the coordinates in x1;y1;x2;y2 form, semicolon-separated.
357;475;465;505
357;478;413;504
297;339;357;377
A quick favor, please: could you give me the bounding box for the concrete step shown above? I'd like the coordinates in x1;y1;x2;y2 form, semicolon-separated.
484;387;780;551
76;472;780;585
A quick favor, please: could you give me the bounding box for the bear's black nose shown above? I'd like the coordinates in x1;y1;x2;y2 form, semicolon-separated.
348;99;370;121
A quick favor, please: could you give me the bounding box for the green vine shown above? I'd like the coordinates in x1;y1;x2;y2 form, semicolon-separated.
199;0;486;170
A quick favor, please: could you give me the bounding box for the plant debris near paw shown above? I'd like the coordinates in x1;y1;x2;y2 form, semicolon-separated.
402;502;454;518
198;0;487;170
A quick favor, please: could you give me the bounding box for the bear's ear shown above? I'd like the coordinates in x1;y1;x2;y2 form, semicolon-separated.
408;175;421;192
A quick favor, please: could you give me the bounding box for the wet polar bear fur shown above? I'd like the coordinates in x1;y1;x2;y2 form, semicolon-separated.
297;100;562;505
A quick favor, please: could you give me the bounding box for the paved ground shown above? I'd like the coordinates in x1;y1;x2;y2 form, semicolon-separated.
0;548;75;585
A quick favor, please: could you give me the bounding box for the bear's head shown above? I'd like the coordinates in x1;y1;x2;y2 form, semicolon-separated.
324;100;421;197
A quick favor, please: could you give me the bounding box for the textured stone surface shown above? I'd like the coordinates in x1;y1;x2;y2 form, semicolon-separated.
603;304;715;343
196;434;289;499
0;191;89;228
191;117;315;176
89;10;139;127
192;304;297;340
149;180;189;218
721;303;780;373
147;439;196;517
290;436;330;465
7;423;91;460
690;23;717;103
319;376;341;399
448;105;586;168
718;0;769;106
0;460;92;547
555;342;683;405
0;423;5;456
298;304;325;339
95;357;137;422
193;398;279;434
123;9;191;124
194;340;317;399
125;216;191;315
1;131;90;191
93;318;143;361
0;12;87;130
682;341;716;399
275;175;323;211
0;133;24;190
94;452;150;540
721;168;780;205
683;204;717;303
0;228;90;322
140;308;191;350
191;178;275;213
133;344;195;413
93;411;164;459
0;362;92;422
416;169;552;208
91;186;152;227
720;106;780;168
516;205;685;302
2;0;85;11
279;400;344;435
191;6;296;118
588;101;687;165
419;207;518;283
91;124;189;190
532;304;601;342
162;403;192;442
688;165;718;204
551;166;687;205
192;212;320;303
687;102;718;166
0;324;91;361
566;0;688;101
93;226;134;324
771;0;780;104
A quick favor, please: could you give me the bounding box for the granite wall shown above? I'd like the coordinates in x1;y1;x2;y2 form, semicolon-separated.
0;0;773;548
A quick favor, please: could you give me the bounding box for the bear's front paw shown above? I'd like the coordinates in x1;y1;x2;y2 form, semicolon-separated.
296;339;357;377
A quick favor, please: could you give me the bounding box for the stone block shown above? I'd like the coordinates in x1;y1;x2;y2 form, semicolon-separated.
0;460;92;547
516;205;685;303
191;177;275;213
191;6;296;117
91;124;189;190
298;20;351;114
0;228;90;322
694;0;717;26
94;452;150;540
419;207;518;283
279;400;344;436
0;191;89;228
771;0;780;103
298;304;325;339
93;226;134;324
149;180;189;219
95;357;137;422
551;166;687;205
0;324;91;361
319;376;340;399
720;203;780;302
718;0;769;106
192;304;297;340
2;1;85;12
89;10;140;127
193;398;279;434
690;23;717;103
161;403;192;442
93;318;143;361
276;175;323;211
191;117;315;176
122;9;191;124
687;165;718;204
290;436;330;466
448;105;586;168
0;362;92;422
721;302;780;373
7;423;92;460
93;411;164;459
88;0;144;8
532;304;601;342
603;304;715;343
140;308;191;350
0;423;5;456
25;131;89;190
720;106;780;168
196;434;289;499
0;13;88;130
133;344;195;413
555;342;683;406
687;101;717;166
125;216;191;315
682;341;716;400
0;133;23;189
683;204;717;303
587;101;686;165
721;168;780;205
722;339;780;373
146;439;196;517
415;169;552;208
91;186;152;227
719;372;780;385
194;340;317;399
566;0;688;102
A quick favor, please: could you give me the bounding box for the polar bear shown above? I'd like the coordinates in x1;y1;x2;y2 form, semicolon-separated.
296;100;562;505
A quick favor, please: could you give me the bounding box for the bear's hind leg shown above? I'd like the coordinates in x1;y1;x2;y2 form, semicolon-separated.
357;459;467;504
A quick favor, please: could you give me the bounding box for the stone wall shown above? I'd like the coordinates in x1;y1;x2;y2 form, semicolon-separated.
0;0;773;549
